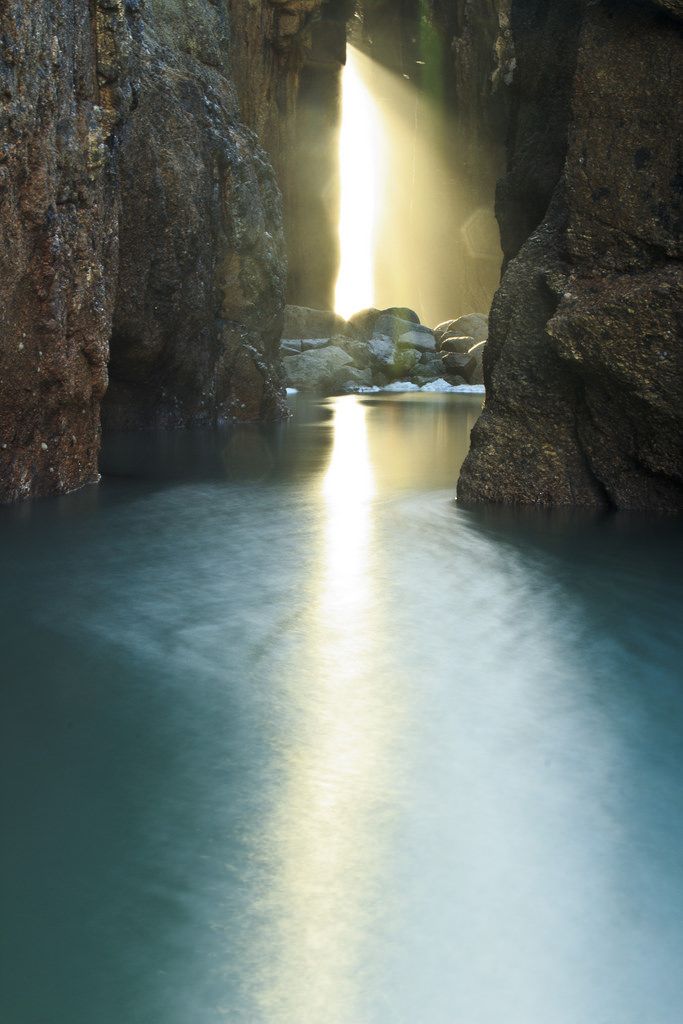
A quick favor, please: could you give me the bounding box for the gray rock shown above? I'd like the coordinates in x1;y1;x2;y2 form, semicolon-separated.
301;337;332;351
398;327;436;353
435;320;458;344
467;340;486;385
338;367;373;392
336;336;372;369
442;350;478;381
346;307;381;340
447;314;488;344
440;334;476;354
380;306;420;325
283;346;353;391
283;305;348;341
435;315;488;345
392;347;421;377
280;340;303;355
367;334;396;369
374;315;433;344
367;335;422;380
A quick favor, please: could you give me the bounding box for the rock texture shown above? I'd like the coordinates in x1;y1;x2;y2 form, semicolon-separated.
104;0;287;428
279;303;485;391
0;1;132;502
0;0;297;500
458;0;683;512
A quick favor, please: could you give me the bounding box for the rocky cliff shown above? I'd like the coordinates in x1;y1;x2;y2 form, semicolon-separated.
0;1;132;502
104;0;289;428
0;0;308;498
458;0;683;512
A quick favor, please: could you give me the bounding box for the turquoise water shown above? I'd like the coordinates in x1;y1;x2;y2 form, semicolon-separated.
1;394;682;1023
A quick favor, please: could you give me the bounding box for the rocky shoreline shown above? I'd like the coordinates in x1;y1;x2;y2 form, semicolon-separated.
280;305;488;396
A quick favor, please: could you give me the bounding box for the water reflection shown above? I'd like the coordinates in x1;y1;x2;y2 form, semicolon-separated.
1;396;682;1024
251;399;398;1023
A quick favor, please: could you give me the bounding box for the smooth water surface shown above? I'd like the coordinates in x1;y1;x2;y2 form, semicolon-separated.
1;394;682;1024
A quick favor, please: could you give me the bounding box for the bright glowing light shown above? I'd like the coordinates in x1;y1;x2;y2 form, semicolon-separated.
334;47;502;326
334;48;384;320
249;398;394;1024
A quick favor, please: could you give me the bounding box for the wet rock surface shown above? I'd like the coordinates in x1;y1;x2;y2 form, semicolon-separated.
1;0;298;501
0;0;133;502
458;0;683;512
104;0;288;429
280;304;487;393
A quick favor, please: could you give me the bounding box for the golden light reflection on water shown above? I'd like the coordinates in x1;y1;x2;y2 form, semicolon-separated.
252;398;399;1024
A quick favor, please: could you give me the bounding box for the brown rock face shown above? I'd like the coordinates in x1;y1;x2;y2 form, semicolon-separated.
0;1;132;502
0;0;297;499
104;0;288;428
458;0;683;512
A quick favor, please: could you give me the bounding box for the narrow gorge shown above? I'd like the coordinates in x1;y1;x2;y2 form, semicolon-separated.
3;8;683;1023
1;0;681;508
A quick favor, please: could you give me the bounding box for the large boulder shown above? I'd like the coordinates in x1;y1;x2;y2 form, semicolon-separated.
381;306;421;325
282;346;353;391
443;350;479;381
367;335;420;380
397;327;437;353
346;308;382;340
367;335;396;370
283;305;347;340
335;336;372;369
440;335;476;354
339;367;373;391
375;314;435;346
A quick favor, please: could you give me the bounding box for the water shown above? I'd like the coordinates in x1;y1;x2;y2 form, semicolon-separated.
1;393;682;1024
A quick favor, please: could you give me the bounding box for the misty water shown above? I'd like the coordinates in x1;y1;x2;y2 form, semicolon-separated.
1;393;683;1024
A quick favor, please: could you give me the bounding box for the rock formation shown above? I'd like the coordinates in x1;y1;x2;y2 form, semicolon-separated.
458;0;683;512
104;0;288;428
0;1;133;502
0;0;322;499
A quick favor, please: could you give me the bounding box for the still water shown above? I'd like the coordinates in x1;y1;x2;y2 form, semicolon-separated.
1;394;682;1024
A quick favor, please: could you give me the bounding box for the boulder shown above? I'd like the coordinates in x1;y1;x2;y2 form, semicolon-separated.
374;314;434;345
283;305;348;340
435;319;457;344
335;336;372;369
338;368;373;392
380;306;420;325
397;327;436;353
367;335;421;380
446;313;488;344
367;334;396;370
281;340;303;355
440;334;476;354
392;347;421;378
435;315;489;345
283;346;353;391
467;340;486;385
442;350;478;381
346;307;382;340
301;337;332;351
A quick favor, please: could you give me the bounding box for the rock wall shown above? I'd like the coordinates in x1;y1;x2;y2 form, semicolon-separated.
0;0;132;502
458;0;683;512
0;0;300;499
104;0;289;428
